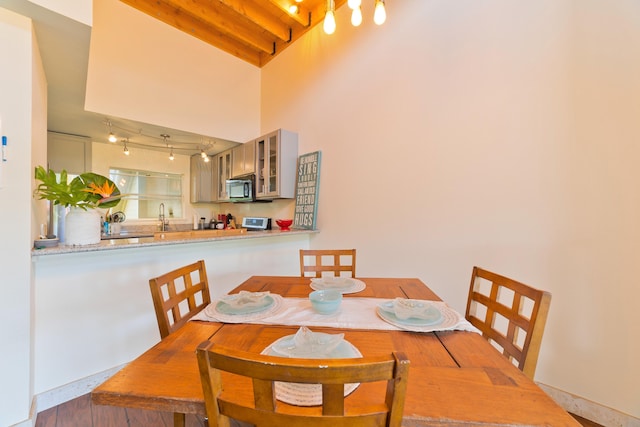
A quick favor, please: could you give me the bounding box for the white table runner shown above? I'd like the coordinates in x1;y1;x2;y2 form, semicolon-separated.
193;297;479;333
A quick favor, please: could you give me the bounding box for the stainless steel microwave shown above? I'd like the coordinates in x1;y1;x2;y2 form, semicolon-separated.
226;175;255;202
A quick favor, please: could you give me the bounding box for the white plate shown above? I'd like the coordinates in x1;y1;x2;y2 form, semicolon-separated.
261;334;362;406
309;277;366;294
376;303;462;332
216;294;274;315
378;300;443;325
204;294;283;323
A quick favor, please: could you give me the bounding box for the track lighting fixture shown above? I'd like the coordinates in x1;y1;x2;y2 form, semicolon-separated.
161;134;174;160
107;120;117;143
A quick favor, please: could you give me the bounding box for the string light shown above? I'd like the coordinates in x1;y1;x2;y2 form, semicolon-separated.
374;0;386;25
326;0;386;33
323;0;336;34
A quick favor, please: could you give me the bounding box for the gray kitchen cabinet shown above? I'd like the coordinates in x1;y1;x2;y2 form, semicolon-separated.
47;132;91;174
255;129;298;200
216;149;232;200
231;142;256;178
190;154;217;203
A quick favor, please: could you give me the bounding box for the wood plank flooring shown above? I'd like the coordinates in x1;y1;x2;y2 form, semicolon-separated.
36;392;604;427
35;394;206;427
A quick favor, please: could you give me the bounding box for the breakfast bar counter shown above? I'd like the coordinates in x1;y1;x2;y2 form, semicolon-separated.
30;229;314;399
31;228;317;256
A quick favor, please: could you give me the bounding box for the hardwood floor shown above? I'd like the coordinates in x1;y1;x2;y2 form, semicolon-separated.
36;393;604;427
35;394;206;427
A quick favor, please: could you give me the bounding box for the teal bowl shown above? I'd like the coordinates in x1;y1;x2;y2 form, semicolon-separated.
309;289;342;314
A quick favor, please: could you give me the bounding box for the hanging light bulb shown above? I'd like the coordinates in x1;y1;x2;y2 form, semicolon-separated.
323;0;336;34
347;0;361;9
203;154;210;163
123;139;130;156
351;6;362;26
107;120;117;143
374;0;386;25
200;149;207;159
169;147;174;161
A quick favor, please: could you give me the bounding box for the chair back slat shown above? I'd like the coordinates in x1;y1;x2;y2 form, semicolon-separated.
197;341;409;427
465;266;551;379
149;260;211;338
300;249;357;278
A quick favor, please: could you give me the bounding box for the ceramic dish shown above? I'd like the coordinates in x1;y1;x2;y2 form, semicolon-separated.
309;277;366;294
378;299;442;325
376;302;462;332
216;293;274;315
204;294;283;323
261;333;362;406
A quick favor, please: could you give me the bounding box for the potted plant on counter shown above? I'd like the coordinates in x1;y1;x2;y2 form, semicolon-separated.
33;166;122;245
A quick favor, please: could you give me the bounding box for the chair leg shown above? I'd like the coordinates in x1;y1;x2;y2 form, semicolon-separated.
174;412;186;427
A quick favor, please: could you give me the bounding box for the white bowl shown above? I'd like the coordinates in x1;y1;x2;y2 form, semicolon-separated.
309;289;342;314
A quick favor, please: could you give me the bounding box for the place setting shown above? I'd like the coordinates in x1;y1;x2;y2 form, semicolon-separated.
203;290;284;323
260;326;362;406
309;276;366;294
375;297;477;333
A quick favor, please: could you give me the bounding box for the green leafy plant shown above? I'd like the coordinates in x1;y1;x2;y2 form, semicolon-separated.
34;166;122;210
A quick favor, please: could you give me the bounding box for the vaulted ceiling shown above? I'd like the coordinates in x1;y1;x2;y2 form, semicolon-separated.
120;0;348;67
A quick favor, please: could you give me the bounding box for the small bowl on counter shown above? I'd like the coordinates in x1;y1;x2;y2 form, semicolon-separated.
275;219;293;231
34;238;59;249
309;289;342;314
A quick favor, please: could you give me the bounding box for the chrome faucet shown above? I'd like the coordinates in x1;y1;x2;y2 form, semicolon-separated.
159;203;168;231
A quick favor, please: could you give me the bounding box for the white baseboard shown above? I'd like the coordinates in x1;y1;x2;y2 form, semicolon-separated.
538;383;640;427
34;364;126;414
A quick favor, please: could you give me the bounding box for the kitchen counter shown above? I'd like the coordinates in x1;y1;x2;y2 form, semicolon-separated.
32;228;317;256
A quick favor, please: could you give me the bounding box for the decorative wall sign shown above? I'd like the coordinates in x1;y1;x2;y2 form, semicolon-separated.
293;151;321;230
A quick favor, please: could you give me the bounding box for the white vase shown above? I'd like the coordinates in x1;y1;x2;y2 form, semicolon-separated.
65;207;101;245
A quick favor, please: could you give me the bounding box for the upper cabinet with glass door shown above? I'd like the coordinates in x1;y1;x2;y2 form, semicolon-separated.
217;149;232;201
255;129;298;200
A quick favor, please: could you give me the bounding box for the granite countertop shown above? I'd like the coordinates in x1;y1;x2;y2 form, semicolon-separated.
32;228;317;256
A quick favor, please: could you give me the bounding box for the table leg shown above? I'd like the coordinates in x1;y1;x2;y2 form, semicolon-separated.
173;412;185;427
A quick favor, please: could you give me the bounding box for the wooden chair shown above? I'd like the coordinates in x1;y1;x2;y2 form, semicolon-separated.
299;249;357;278
149;260;212;427
197;341;409;427
465;266;551;379
148;260;212;339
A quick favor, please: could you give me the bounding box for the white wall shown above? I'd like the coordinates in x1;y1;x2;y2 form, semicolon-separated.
261;0;640;419
85;0;261;143
28;0;91;26
0;6;47;426
32;234;309;396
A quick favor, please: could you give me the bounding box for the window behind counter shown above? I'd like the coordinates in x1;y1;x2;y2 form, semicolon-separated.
109;168;183;220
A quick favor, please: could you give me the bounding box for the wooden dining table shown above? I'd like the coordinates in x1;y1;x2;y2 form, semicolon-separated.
92;276;579;426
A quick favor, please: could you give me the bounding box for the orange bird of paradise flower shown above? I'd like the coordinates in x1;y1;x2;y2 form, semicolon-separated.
85;181;117;199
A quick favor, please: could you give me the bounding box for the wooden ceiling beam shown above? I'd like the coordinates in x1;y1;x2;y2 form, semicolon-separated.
218;0;292;42
119;0;350;68
160;0;277;54
267;0;312;28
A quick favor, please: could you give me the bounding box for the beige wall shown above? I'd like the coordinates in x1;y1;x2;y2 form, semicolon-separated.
85;0;261;143
0;7;48;425
262;0;640;418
